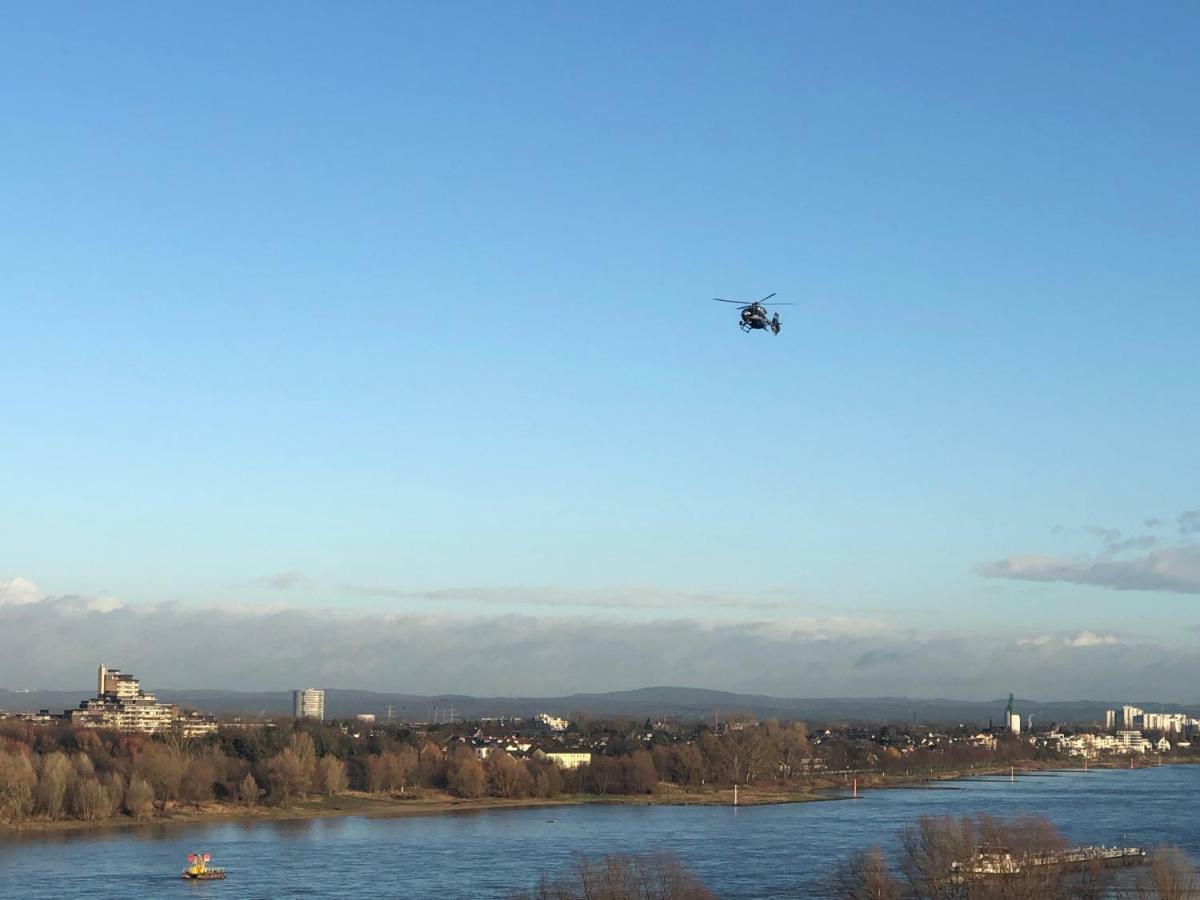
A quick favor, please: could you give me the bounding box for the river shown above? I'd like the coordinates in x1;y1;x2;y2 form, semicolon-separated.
1;766;1196;898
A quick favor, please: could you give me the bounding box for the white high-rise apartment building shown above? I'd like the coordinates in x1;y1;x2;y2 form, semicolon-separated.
1104;710;1117;730
293;688;325;720
1123;705;1144;729
1142;713;1187;733
67;664;216;735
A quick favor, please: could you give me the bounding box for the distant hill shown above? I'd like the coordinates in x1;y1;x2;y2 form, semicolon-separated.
4;685;1198;727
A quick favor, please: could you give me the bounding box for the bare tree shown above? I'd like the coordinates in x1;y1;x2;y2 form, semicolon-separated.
446;746;486;798
1135;847;1200;900
68;777;108;821
585;756;621;795
966;813;1075;900
0;751;37;821
528;759;563;799
511;853;715;900
622;750;659;794
899;816;974;900
364;751;408;794
239;772;260;806
100;771;125;818
416;741;445;787
124;776;156;818
316;756;348;796
288;731;318;792
830;846;903;900
674;744;706;788
133;744;187;810
263;748;309;806
34;752;72;819
771;721;810;782
850;814;1117;900
486;751;528;799
180;757;218;807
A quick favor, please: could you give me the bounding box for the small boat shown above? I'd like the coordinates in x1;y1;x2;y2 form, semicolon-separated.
182;851;226;880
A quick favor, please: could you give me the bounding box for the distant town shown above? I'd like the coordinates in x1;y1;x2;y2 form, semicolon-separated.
3;665;1199;770
6;663;1200;832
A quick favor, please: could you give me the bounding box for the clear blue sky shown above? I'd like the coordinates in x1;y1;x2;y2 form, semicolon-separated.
1;2;1197;676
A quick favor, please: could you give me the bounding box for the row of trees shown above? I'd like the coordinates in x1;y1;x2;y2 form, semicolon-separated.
2;715;1081;825
0;718;817;822
0;728;347;822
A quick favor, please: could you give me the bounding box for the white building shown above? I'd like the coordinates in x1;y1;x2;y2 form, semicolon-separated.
537;713;569;732
1123;706;1144;729
1008;713;1021;734
293;689;325;721
67;664;216;735
544;751;591;769
1104;710;1116;730
1141;713;1187;734
1056;732;1119;759
1115;730;1151;754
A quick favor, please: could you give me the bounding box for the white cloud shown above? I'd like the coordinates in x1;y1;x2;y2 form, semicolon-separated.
0;577;121;612
1017;630;1121;648
0;576;45;606
977;547;1200;594
228;570;310;591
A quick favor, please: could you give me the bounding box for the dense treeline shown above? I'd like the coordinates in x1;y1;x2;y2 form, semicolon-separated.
0;715;1070;826
0;719;816;823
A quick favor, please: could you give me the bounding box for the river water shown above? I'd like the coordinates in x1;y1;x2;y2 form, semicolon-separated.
1;766;1195;898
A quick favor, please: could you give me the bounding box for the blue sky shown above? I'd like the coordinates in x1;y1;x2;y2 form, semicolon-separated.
1;3;1198;693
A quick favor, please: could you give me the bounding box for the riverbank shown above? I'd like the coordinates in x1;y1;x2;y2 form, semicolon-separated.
0;783;829;835
3;757;1189;835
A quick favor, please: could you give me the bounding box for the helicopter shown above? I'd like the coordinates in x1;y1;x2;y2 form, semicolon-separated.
713;292;795;334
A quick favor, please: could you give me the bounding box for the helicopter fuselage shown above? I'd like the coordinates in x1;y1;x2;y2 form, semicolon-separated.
715;293;786;334
739;304;779;333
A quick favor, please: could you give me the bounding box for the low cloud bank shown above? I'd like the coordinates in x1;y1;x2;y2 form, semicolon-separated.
5;579;1200;701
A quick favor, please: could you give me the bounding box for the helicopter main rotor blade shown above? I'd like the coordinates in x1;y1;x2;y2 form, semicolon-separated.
763;302;797;306
713;298;748;304
758;292;777;303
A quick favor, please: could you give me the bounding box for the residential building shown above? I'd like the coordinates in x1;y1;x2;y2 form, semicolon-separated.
293;688;325;721
1122;706;1144;729
540;751;592;770
537;713;569;732
67;664;216;735
1115;730;1151;754
970;733;997;751
1141;713;1187;734
1104;710;1116;730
